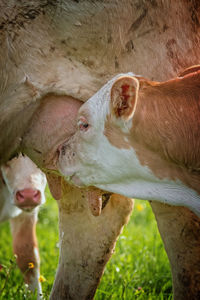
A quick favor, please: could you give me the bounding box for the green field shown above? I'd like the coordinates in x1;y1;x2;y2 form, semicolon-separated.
0;190;172;299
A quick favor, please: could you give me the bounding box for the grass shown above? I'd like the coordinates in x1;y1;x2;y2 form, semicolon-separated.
0;190;172;299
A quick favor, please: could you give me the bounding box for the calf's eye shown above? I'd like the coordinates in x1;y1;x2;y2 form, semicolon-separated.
78;117;90;132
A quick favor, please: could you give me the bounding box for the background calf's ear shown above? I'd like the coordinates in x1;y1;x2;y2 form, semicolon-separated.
110;76;139;121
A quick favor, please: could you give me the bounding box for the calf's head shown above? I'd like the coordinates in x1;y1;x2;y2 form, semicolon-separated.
1;154;47;211
57;73;142;189
57;70;200;213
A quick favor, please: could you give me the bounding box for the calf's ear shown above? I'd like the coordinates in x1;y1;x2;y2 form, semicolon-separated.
110;76;139;121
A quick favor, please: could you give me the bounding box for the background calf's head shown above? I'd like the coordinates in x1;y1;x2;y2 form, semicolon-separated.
1;154;46;211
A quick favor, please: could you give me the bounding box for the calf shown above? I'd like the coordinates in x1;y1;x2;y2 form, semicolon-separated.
58;66;200;216
0;154;46;298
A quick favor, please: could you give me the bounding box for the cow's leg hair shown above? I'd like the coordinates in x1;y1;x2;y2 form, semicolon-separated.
50;181;133;300
10;212;42;299
151;202;200;300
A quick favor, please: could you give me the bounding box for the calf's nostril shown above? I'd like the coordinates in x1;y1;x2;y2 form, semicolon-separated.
16;191;25;203
33;190;41;202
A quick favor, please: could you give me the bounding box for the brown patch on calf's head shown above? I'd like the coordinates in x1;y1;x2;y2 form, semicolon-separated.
131;72;200;194
104;114;131;149
110;76;139;120
106;71;200;195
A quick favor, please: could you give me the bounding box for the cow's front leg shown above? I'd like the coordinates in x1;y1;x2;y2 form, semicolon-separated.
50;181;133;300
151;202;200;300
10;211;42;299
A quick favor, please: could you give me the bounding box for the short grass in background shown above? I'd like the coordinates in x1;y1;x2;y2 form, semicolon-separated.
0;189;172;299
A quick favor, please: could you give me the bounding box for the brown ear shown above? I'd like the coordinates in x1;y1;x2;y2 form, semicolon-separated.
178;65;200;77
110;76;139;120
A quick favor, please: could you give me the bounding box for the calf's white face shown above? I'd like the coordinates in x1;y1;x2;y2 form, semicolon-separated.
1;154;46;211
58;73;157;191
58;71;200;216
0;153;47;296
57;74;133;186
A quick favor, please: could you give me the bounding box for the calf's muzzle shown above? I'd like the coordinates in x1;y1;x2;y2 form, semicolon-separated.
15;188;41;209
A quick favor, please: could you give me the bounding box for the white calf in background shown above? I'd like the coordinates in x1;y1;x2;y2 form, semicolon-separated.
0;154;47;298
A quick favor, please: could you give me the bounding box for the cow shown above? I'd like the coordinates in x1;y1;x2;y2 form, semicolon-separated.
0;154;47;298
1;1;200;299
58;66;200;216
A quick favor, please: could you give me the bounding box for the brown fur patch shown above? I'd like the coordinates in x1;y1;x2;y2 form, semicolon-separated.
104;115;131;149
104;72;200;195
11;214;38;283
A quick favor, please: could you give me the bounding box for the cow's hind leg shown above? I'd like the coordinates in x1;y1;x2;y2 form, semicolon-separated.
151;202;200;300
10;212;42;298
